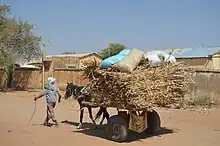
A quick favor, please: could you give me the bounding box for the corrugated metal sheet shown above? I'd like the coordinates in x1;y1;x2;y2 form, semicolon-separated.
46;53;92;58
172;47;220;58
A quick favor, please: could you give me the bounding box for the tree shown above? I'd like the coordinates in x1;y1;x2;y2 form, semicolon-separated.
99;43;126;59
0;4;42;67
61;51;76;55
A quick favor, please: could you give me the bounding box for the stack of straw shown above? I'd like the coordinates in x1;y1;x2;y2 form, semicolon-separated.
82;59;194;110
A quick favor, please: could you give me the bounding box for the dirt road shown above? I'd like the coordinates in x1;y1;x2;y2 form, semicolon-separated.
0;91;219;146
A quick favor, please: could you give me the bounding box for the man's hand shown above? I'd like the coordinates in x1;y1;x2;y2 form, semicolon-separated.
34;92;44;101
34;95;37;101
58;96;61;103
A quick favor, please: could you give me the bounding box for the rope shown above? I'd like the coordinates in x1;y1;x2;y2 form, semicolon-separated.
27;100;37;125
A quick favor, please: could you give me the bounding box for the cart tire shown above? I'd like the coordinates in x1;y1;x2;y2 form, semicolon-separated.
106;115;128;142
145;110;161;135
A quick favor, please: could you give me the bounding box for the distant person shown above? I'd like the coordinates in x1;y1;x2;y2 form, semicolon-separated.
34;77;62;127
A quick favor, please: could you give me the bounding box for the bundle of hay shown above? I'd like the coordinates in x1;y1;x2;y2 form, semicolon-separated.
82;58;194;110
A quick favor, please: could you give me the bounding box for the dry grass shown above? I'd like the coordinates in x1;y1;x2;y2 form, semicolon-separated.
82;59;195;110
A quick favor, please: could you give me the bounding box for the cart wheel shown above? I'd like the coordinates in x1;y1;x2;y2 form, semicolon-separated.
106;115;128;142
145;110;161;135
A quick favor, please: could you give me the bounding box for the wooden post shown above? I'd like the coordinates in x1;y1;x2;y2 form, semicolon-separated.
42;59;45;90
51;61;54;77
42;44;45;90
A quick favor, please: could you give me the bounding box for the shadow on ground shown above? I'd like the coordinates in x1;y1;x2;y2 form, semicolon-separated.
61;120;177;143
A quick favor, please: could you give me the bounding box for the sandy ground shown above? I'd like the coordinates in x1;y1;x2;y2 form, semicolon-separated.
0;91;220;146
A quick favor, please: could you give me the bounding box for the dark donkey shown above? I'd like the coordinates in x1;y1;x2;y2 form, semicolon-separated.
64;82;110;129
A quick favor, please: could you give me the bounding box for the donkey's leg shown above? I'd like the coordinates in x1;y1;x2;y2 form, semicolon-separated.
68;94;73;102
105;108;110;121
99;108;110;126
87;107;97;129
99;108;105;126
77;105;84;129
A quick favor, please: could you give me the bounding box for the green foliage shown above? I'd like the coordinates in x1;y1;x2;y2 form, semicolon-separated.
99;43;126;59
0;4;10;17
0;4;42;67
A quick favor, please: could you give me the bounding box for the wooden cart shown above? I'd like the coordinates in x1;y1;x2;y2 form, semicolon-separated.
82;101;161;142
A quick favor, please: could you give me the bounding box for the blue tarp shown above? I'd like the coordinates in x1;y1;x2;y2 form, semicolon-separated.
99;49;131;69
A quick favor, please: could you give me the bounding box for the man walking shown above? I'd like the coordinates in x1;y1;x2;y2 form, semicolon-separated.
34;77;62;127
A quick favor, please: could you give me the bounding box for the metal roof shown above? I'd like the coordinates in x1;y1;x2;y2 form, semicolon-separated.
46;53;92;58
45;52;102;59
171;47;220;58
20;64;40;69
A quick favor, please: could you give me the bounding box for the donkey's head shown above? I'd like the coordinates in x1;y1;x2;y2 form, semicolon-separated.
64;82;85;100
64;82;74;99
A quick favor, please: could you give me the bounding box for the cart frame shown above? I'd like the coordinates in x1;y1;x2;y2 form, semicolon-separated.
81;101;161;142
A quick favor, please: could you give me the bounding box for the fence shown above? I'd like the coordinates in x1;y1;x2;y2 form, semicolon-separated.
0;68;8;89
53;68;89;90
1;67;220;103
12;68;89;91
186;68;220;104
13;68;43;90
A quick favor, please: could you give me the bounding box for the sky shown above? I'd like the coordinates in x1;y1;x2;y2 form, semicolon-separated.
2;0;220;55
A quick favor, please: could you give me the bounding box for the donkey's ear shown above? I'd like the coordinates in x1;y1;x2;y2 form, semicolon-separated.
67;81;69;85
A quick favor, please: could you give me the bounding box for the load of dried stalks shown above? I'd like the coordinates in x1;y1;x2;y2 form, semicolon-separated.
82;59;194;110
